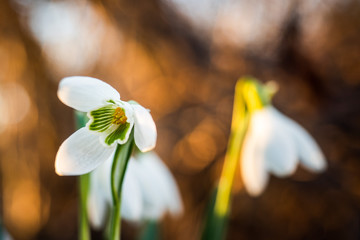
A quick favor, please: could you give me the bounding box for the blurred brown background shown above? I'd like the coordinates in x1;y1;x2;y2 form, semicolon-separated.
0;0;360;239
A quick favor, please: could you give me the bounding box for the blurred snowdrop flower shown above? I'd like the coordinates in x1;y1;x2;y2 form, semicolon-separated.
130;152;183;220
87;152;183;229
55;76;157;176
239;79;326;196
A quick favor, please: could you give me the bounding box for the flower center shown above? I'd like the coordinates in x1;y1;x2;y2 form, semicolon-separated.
112;107;127;125
88;104;131;146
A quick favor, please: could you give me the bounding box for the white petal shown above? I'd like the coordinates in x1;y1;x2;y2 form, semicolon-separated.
261;108;298;177
55;127;114;175
58;76;120;112
137;152;183;216
88;186;109;229
132;104;157;152
87;158;112;229
273;108;326;172
121;159;143;221
241;121;269;196
132;152;183;219
130;160;164;219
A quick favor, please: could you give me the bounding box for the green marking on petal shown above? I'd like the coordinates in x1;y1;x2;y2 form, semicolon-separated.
88;103;131;145
88;105;116;132
104;122;131;145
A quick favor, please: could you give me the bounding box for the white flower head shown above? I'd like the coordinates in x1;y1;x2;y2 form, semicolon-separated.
238;79;326;196
55;76;157;175
87;152;183;229
131;152;183;220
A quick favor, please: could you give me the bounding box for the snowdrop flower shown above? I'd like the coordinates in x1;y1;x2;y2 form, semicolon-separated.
241;83;326;196
87;152;183;229
55;76;157;175
130;152;183;220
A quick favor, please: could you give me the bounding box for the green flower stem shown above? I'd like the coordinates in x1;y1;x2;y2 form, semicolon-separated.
202;80;250;240
110;145;121;206
202;77;271;240
110;197;122;240
213;118;249;218
79;174;90;240
75;111;91;240
109;131;135;240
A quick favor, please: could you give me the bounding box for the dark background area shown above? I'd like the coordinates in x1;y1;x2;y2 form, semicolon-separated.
0;0;360;239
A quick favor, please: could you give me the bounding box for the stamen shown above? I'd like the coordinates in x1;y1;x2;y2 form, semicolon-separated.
112;107;127;125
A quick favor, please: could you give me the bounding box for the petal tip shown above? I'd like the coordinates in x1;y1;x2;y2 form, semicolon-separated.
301;149;327;173
245;184;266;197
55;158;66;176
55;168;64;176
138;143;156;153
310;153;327;172
242;172;269;197
55;157;67;176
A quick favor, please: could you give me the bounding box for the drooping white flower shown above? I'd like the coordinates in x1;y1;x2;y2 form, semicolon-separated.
87;152;183;229
55;76;157;175
241;106;326;196
130;152;183;220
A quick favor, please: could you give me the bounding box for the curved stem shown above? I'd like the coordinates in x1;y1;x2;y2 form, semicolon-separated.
111;145;121;205
109;132;135;240
214;116;249;217
215;80;249;217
